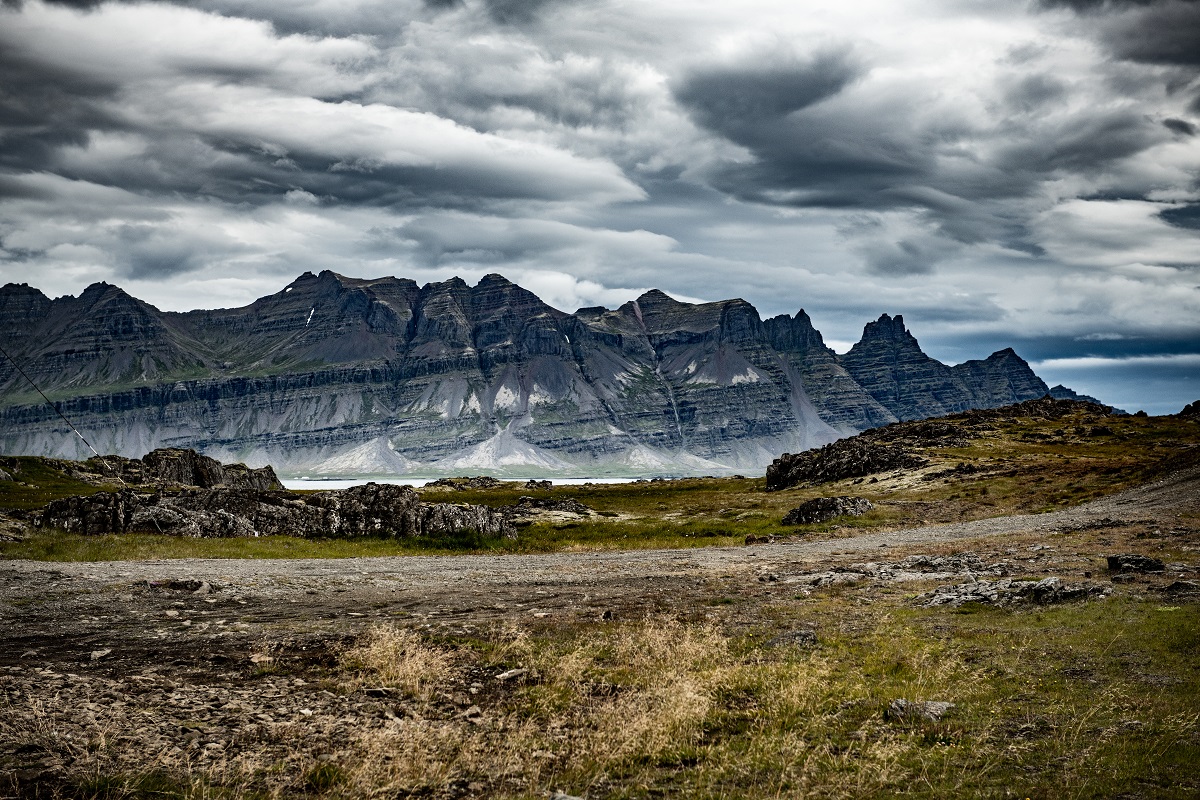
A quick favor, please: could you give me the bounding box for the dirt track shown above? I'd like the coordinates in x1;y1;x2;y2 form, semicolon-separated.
2;466;1197;666
1;469;1197;797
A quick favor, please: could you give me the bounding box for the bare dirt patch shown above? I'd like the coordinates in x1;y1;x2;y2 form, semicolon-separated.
2;468;1198;798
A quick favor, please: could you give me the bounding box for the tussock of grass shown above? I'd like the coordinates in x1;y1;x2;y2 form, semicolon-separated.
10;599;1197;798
327;618;1001;798
341;625;454;702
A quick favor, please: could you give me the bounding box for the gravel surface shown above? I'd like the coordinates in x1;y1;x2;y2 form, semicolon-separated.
1;467;1196;796
3;465;1195;599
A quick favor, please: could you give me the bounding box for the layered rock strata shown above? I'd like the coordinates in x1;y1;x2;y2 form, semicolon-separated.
0;272;1060;475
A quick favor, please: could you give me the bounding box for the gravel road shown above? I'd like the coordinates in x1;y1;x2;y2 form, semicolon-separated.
1;468;1195;797
3;465;1194;601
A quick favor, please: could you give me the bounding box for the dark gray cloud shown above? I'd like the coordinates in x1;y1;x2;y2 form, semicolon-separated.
1160;203;1200;229
674;50;863;134
2;0;103;8
674;51;937;212
0;0;1196;412
483;0;563;25
0;47;121;175
1041;0;1200;68
1163;117;1197;135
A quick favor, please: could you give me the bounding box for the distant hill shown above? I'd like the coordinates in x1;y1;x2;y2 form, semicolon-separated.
0;271;1075;476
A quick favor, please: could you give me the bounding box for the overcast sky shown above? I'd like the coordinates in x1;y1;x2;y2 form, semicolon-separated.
1;0;1198;413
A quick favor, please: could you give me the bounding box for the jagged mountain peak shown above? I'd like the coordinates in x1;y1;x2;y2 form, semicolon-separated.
635;288;677;306
0;272;1077;475
477;273;516;288
858;312;915;342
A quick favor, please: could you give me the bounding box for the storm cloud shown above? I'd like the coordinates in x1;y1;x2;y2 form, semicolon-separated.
0;0;1197;412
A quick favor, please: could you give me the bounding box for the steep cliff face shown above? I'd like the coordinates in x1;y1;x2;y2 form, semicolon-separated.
840;315;1049;422
0;273;1058;475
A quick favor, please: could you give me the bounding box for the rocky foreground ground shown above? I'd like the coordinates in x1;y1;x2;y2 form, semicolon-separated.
1;464;1197;798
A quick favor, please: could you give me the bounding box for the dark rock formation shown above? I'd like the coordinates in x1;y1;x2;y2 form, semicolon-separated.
782;496;874;525
766;439;927;491
82;448;282;490
39;483;510;539
1106;553;1165;573
765;397;1116;491
425;476;505;490
1178;400;1200;419
0;273;1068;474
507;496;592;516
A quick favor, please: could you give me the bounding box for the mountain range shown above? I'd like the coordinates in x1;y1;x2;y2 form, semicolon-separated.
0;271;1067;476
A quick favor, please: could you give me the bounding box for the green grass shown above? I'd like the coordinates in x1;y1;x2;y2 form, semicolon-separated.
0;456;113;510
2;407;1197;562
317;596;1200;799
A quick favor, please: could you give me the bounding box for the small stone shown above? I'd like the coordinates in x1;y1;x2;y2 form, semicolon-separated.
765;629;818;649
89;648;112;661
249;653;274;665
887;699;954;722
496;668;527;681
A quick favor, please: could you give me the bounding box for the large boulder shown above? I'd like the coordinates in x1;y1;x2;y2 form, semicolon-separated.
782;496;874;525
766;438;926;491
1106;553;1165;574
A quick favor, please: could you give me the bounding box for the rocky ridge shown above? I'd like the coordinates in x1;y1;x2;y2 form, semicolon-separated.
0;272;1062;476
766;396;1118;491
39;483;510;540
6;448;509;541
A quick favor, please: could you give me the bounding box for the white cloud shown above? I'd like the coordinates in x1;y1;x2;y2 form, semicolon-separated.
0;0;1197;410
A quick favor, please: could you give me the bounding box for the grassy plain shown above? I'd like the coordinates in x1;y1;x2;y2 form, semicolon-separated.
2;403;1197;560
1;403;1198;798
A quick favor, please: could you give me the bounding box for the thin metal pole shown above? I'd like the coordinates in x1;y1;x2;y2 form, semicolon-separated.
0;339;126;486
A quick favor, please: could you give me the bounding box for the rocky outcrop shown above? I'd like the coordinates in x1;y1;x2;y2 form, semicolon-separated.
1106;553;1164;573
80;448;282;490
766;439;927;491
782;496;874;525
917;576;1111;607
507;496;593;517
765;397;1115;491
0;273;1066;475
39;483;510;539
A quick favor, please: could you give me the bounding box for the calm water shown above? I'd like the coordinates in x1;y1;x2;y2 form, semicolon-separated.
281;476;644;491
